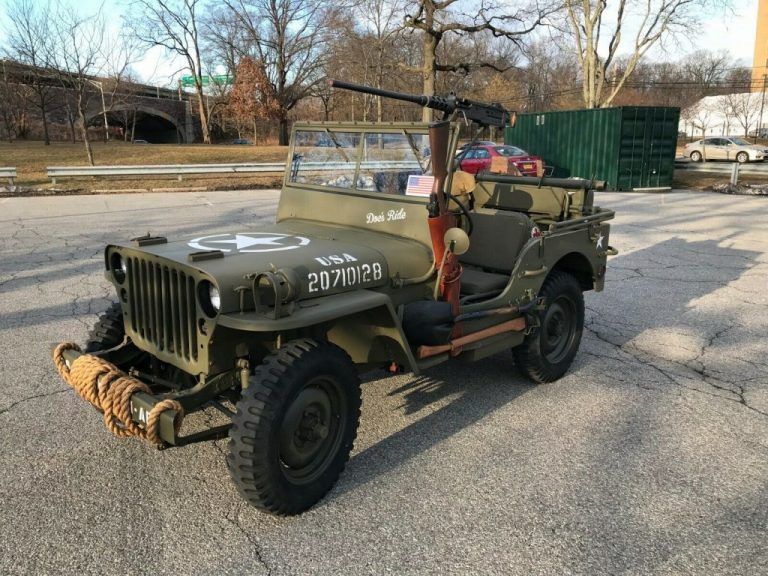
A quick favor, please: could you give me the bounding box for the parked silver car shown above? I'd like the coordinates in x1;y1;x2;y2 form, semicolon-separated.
684;137;768;163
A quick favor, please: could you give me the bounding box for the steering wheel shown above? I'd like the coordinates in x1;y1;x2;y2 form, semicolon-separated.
448;192;474;236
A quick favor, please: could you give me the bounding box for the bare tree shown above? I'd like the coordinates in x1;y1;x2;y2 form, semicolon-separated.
220;0;332;144
355;0;407;122
128;0;212;143
682;98;715;141
48;3;113;165
0;61;30;141
725;92;762;137
4;0;56;144
564;0;731;108
403;0;557;121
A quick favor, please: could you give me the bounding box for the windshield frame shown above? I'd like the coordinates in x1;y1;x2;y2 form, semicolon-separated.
285;122;460;202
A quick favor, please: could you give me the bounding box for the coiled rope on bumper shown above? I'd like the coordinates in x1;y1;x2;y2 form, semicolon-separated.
53;342;184;447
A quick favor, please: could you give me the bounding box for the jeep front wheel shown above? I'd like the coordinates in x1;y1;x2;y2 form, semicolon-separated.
513;271;584;383
228;339;361;515
84;302;125;352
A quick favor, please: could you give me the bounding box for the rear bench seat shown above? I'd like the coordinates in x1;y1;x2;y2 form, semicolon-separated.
456;177;591;296
473;180;592;223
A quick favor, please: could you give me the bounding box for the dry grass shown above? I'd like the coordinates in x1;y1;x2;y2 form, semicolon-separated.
4;139;768;195
0;140;289;193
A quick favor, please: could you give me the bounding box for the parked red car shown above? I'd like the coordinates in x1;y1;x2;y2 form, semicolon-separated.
457;144;542;176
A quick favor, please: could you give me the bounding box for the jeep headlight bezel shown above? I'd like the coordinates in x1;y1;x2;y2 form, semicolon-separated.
198;279;220;317
110;252;127;284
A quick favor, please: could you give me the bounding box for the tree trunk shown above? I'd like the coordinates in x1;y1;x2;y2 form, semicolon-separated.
66;105;77;143
39;91;50;145
422;32;437;122
77;102;94;166
195;86;211;143
2;116;12;143
131;110;137;142
278;117;289;146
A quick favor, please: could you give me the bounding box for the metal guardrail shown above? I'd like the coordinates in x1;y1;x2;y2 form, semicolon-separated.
42;159;768;186
47;163;286;184
0;168;17;185
674;159;768;176
46;160;423;184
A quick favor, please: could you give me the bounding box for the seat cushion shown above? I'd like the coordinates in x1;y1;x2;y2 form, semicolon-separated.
461;267;509;295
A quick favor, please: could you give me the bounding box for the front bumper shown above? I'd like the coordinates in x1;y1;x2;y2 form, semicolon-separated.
57;346;234;447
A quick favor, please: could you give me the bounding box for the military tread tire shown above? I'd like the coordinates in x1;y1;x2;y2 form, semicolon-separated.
513;271;584;383
84;302;125;352
228;339;361;516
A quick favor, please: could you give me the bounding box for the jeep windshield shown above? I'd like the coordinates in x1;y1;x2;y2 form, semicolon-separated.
288;126;434;197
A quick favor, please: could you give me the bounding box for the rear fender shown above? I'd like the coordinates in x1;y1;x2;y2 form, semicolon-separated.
460;222;610;313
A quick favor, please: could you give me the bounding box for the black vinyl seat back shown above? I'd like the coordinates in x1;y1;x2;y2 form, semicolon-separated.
460;208;533;273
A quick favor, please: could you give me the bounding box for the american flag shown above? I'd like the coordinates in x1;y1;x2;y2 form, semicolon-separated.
405;174;435;197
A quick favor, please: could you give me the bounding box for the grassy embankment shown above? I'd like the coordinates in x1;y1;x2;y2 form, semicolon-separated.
0;140;288;194
2;139;766;194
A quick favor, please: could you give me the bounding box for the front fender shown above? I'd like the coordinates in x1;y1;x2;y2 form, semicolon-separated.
217;290;419;373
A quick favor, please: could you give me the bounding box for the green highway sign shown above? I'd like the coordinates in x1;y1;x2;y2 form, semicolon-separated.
180;75;233;88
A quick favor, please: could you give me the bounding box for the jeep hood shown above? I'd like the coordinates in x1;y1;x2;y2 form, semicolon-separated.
109;219;434;311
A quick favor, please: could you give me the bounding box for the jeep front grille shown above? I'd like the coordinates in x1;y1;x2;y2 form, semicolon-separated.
126;256;198;361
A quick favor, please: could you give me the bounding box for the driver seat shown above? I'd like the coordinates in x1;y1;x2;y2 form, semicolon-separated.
448;171;534;295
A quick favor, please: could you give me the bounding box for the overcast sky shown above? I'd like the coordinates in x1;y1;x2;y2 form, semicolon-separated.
1;0;760;86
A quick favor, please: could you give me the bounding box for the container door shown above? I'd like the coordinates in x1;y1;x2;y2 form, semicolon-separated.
619;107;679;189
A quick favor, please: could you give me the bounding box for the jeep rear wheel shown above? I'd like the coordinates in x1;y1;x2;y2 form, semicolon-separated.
513;271;584;383
228;339;361;515
690;151;703;162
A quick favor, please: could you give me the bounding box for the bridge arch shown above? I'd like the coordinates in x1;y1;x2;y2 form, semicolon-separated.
88;103;188;144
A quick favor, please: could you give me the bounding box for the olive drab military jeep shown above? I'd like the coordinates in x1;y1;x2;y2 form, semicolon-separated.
53;81;616;516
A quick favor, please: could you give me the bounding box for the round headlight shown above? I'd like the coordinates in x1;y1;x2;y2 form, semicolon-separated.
198;280;220;317
111;252;126;284
209;284;221;311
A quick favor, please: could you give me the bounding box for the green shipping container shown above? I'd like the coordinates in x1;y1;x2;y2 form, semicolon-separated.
505;106;680;190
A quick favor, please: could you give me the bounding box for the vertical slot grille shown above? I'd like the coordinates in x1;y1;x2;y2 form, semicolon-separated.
126;256;199;362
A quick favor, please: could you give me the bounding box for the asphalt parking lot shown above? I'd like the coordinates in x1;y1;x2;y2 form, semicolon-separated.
1;189;766;575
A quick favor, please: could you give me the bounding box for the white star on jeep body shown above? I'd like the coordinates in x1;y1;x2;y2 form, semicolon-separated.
187;232;311;253
596;234;604;249
209;234;288;251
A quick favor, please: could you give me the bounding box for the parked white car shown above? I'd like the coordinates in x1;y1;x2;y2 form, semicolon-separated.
684;137;768;163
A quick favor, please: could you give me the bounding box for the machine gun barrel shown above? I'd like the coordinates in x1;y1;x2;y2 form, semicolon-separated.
329;79;511;127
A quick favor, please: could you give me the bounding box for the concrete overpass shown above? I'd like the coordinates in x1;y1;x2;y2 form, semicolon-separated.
1;60;202;143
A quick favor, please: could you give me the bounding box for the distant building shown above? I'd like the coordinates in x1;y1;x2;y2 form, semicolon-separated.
680;93;766;137
753;0;768;92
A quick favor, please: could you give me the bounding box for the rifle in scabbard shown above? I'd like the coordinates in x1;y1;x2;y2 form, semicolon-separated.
328;79;513;314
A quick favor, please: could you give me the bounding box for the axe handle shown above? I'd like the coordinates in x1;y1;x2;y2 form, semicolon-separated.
417;317;526;359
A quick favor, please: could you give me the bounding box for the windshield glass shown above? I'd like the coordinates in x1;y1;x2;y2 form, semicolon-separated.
730;137;751;146
494;145;526;157
289;128;432;196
